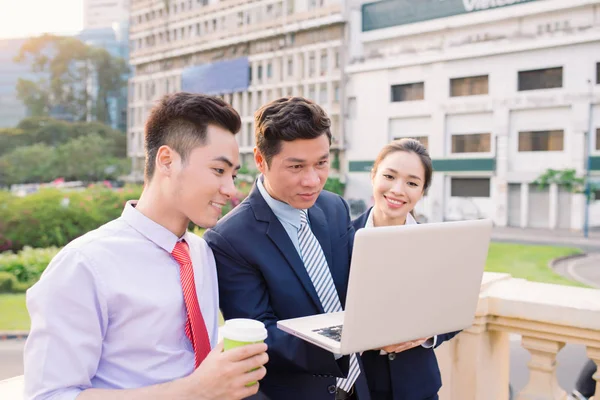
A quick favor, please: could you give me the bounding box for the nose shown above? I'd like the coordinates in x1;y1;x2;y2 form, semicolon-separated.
390;180;405;196
220;177;237;199
302;168;321;187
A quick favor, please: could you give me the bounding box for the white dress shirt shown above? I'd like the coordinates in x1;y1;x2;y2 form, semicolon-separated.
24;202;219;400
363;208;437;352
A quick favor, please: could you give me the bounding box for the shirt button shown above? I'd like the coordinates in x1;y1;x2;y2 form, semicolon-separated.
327;384;337;394
388;353;396;361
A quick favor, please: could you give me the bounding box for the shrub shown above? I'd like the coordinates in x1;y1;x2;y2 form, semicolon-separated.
0;246;60;284
0;185;142;251
0;271;17;293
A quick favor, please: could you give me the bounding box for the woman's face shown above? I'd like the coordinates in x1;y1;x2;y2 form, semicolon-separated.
371;151;426;224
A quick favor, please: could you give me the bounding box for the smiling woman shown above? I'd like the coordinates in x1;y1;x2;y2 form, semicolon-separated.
0;0;83;39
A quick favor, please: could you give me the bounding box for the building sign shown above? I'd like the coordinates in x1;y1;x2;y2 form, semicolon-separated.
362;0;541;32
181;56;249;95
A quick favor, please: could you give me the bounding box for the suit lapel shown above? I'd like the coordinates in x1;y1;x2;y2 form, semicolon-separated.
248;185;324;313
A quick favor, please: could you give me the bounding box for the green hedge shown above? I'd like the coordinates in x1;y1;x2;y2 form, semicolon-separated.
0;184;143;252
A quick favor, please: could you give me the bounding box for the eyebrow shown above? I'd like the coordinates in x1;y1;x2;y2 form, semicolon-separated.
383;168;422;181
212;156;241;170
285;153;330;163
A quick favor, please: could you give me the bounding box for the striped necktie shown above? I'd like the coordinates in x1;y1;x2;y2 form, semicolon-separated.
298;210;360;392
172;240;211;368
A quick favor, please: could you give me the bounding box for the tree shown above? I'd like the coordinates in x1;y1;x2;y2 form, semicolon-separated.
14;34;129;127
0;144;56;186
53;134;130;182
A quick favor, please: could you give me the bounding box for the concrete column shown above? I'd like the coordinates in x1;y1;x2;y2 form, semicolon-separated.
436;317;510;400
521;183;529;228
494;107;510;227
549;183;558;230
517;337;566;400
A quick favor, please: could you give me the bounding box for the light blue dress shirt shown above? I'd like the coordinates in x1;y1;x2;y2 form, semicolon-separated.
256;176;304;254
23;202;219;400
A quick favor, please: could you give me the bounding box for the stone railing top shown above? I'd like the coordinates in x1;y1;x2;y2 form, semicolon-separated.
480;273;600;331
0;375;23;400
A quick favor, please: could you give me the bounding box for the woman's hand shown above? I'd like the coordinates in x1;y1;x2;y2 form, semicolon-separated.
378;337;429;354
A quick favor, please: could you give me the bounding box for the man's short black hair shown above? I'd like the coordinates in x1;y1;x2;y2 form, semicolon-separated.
144;92;241;181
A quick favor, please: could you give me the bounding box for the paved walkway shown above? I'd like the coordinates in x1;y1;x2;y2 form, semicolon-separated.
492;227;600;252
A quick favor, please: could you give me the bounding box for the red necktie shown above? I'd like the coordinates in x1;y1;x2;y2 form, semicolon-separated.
172;241;211;368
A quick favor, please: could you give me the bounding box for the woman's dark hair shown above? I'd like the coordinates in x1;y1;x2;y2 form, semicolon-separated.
254;97;332;166
144;92;241;182
372;138;433;192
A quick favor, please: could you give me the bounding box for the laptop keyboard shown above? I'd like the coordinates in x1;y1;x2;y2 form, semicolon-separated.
312;324;343;342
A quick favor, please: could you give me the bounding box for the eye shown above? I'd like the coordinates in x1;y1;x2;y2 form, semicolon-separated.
317;160;328;167
290;165;302;170
213;168;225;175
383;174;394;180
408;182;420;187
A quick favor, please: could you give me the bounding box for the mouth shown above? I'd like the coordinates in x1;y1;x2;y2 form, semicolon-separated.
298;192;318;200
384;195;407;208
209;201;225;211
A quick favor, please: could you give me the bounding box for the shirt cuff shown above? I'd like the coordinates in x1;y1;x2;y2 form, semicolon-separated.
334;353;343;360
421;335;437;349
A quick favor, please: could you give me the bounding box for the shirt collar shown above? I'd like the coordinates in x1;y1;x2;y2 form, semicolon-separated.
256;175;302;230
365;208;418;228
121;201;187;253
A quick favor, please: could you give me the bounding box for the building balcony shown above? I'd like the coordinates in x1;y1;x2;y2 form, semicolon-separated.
2;272;599;399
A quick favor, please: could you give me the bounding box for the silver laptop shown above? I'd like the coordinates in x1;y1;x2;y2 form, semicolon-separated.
277;219;493;355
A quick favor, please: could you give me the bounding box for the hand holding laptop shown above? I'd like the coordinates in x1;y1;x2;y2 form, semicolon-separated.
378;337;429;354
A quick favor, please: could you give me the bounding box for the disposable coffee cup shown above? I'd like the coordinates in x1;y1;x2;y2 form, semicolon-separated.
221;318;268;386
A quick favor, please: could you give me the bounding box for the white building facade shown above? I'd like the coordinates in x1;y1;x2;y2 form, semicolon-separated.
84;0;131;30
127;0;347;180
344;0;600;230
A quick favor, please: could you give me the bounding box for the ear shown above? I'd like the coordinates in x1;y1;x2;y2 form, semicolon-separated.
254;147;267;174
155;145;176;177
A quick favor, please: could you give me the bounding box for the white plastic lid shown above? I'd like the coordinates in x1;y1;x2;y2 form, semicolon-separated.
221;318;268;342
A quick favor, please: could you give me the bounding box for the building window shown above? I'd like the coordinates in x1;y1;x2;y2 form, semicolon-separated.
451;133;491;153
257;65;263;81
308;85;316;101
288;58;293;76
596;128;600;150
246;122;253;147
518;130;564;152
309;55;315;77
518;67;563;91
267;63;272;79
319;85;327;104
450;75;488;97
597;62;600;84
391;82;424;102
320;52;327;75
451;178;491;198
334;83;340;103
335;50;340;68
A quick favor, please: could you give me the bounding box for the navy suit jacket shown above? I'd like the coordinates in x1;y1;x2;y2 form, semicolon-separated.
352;208;460;400
204;185;370;400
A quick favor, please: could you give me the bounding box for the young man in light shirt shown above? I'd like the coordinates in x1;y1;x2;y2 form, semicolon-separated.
23;92;268;400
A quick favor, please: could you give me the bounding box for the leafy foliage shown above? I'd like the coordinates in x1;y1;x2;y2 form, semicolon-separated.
14;34;129;126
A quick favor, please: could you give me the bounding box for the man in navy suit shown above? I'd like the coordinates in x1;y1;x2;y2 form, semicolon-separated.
204;97;369;400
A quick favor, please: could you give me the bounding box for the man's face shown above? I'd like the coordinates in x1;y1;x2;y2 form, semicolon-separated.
169;124;240;228
256;135;330;209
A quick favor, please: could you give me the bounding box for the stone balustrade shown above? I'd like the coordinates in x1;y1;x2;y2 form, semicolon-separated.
2;272;599;400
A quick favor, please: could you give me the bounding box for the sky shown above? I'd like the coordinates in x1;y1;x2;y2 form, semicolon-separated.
0;0;83;39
